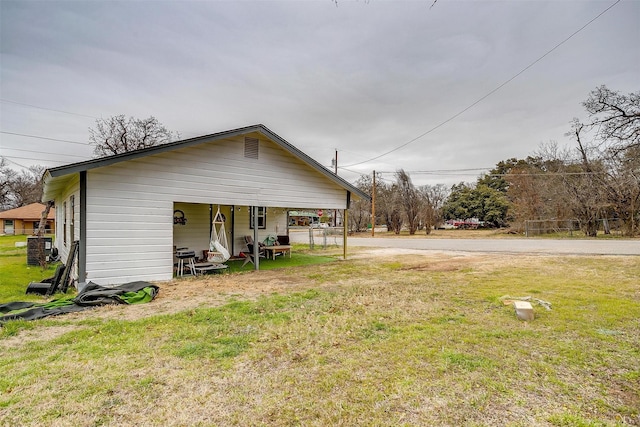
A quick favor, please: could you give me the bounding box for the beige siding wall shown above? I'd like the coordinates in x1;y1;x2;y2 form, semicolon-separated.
54;175;80;280
88;133;346;208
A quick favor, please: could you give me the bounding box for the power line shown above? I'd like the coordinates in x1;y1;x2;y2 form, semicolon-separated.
0;98;99;119
2;156;32;170
0;131;91;146
376;168;492;174
1;97;202;141
338;166;369;175
490;172;605;177
343;0;622;168
1;146;89;160
0;154;70;165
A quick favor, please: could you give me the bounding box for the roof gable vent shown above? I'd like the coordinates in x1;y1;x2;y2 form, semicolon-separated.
244;137;259;159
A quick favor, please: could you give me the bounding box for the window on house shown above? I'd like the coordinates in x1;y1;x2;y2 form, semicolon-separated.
249;207;266;229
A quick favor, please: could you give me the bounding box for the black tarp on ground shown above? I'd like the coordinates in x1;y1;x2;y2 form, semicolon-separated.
0;281;159;324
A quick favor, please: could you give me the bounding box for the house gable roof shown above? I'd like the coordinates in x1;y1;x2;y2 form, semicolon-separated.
0;203;55;220
43;124;369;202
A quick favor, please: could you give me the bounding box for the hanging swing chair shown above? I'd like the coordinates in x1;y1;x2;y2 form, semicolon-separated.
208;206;230;263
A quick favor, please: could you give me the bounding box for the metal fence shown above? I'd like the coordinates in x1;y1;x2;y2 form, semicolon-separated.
524;220;580;237
308;227;344;249
524;219;625;237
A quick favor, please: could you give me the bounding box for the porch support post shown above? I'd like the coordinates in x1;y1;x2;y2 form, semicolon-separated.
252;206;259;270
343;191;351;260
343;208;348;260
79;171;87;283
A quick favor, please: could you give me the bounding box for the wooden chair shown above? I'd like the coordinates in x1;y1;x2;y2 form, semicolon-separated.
242;243;266;267
244;235;267;248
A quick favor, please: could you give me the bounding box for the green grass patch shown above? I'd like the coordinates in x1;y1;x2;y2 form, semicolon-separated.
0;235;59;302
224;250;337;273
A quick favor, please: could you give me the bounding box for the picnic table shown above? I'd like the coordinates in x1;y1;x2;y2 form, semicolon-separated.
264;245;292;260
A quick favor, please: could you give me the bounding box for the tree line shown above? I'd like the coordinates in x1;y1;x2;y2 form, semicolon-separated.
3;87;637;237
349;86;639;237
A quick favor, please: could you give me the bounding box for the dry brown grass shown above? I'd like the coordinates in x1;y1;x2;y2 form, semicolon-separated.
1;249;639;426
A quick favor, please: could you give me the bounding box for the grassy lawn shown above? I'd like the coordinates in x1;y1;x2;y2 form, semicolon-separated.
0;236;639;426
0;235;60;302
224;245;338;273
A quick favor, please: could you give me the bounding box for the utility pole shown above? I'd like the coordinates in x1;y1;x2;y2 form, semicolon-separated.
632;186;636;237
371;170;376;237
333;148;346;231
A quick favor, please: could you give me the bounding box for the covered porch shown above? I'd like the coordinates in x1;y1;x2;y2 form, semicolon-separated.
172;202;348;274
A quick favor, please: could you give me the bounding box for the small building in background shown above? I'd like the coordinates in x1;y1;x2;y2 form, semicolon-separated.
0;203;56;235
288;210;321;227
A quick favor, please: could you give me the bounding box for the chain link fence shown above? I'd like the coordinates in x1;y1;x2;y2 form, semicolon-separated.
524;219;625;237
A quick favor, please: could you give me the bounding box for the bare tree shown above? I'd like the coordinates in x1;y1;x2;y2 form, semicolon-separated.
396;169;421;235
0;158;14;210
349;174;373;232
0;160;46;209
562;121;610;236
582;85;639;154
580;87;640;236
373;178;402;234
599;145;640;236
419;184;448;234
90;115;178;157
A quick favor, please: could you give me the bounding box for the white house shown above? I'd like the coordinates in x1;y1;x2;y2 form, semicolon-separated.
42;124;368;285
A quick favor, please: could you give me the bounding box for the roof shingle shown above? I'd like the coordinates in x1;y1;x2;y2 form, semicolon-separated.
0;203;56;220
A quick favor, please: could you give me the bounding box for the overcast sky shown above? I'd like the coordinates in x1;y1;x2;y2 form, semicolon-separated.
1;0;638;187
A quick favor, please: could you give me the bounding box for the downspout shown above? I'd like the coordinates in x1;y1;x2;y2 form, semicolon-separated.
79;171;87;283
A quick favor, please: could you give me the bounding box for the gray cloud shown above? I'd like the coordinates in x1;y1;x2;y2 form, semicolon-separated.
1;0;638;186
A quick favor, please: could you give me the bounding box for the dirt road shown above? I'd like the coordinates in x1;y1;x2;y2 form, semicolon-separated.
289;229;640;256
